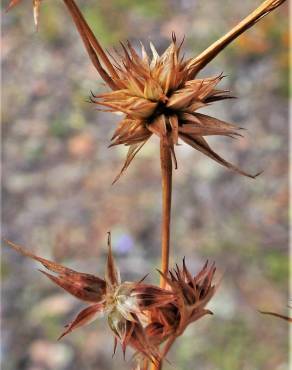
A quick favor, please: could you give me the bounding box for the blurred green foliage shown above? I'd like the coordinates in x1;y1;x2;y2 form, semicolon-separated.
264;251;289;285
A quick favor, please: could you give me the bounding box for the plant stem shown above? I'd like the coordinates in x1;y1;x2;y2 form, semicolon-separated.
149;335;176;370
159;139;172;289
148;139;172;370
62;0;118;90
188;0;287;76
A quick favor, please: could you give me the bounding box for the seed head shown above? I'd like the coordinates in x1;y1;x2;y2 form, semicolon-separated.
6;0;287;181
148;259;218;343
91;36;259;183
4;236;174;364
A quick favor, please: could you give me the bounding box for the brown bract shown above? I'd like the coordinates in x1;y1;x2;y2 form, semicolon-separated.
147;260;217;346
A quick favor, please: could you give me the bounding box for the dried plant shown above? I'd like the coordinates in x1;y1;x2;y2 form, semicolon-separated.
6;0;286;275
4;0;287;369
52;0;286;289
4;236;217;369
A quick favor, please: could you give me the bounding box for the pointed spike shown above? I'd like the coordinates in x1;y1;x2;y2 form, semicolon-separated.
105;232;121;287
137;273;149;284
57;304;103;340
112;337;118;358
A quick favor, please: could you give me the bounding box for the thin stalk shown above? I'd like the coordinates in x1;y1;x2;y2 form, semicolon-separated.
63;0;118;78
148;140;172;370
159;138;172;288
149;335;176;370
62;0;118;90
188;0;286;76
161;335;176;359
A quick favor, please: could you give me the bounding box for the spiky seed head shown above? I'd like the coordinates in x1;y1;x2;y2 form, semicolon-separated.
91;37;260;182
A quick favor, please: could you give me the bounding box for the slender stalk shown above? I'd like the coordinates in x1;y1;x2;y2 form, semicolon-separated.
149;335;176;370
148;140;173;370
188;0;287;76
62;0;118;90
65;0;119;77
150;360;161;370
159;138;172;288
161;335;177;359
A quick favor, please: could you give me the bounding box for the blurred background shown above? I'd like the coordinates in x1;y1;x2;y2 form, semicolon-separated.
2;0;289;369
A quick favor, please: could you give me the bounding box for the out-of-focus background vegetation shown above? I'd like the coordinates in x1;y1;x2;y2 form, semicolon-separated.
2;0;289;369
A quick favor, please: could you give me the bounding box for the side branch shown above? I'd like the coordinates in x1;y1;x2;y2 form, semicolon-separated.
188;0;287;76
63;0;118;90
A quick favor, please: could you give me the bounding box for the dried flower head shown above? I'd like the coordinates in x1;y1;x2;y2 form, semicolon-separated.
146;259;217;348
85;0;286;183
7;0;286;181
4;235;175;364
4;237;218;365
91;38;257;183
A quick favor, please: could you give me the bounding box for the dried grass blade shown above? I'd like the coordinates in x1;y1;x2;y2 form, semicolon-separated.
188;0;287;76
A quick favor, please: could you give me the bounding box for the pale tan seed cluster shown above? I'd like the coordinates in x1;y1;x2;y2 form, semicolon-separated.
91;37;258;183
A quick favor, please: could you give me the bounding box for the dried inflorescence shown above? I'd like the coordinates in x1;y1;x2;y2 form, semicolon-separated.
5;236;217;365
6;0;286;183
154;260;217;339
91;37;257;183
4;1;287;369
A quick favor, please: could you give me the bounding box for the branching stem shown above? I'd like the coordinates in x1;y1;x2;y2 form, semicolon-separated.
188;0;287;76
62;0;118;90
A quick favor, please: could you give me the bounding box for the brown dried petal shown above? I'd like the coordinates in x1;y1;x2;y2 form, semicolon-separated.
105;232;121;289
131;284;175;311
58;303;104;339
189;308;213;325
39;269;105;303
108;310;159;363
144;322;166;345
166;88;199;110
147;115;167;138
179;133;260;178
169;115;179;145
179;113;242;137
4;240;106;302
112;139;149;184
111;122;151;146
127;97;158;118
128;320;161;364
111;118;142;141
144;78;165;101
